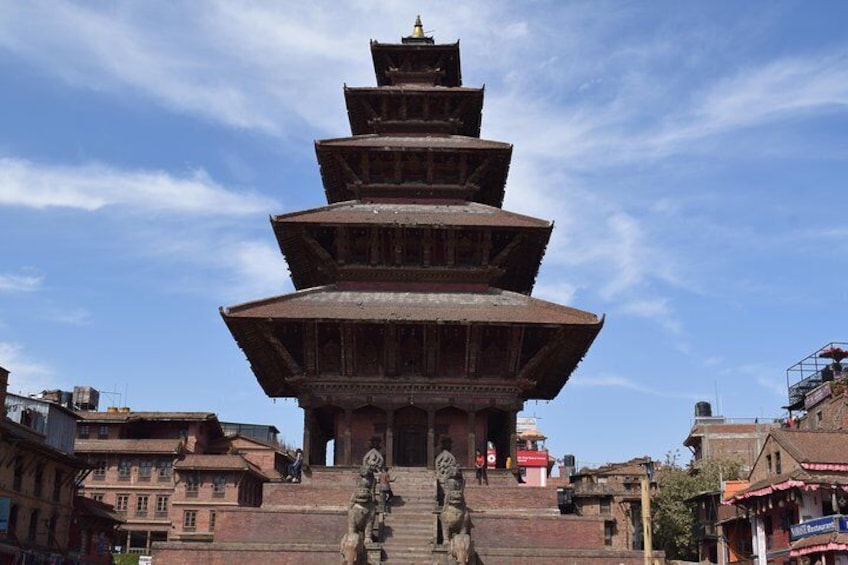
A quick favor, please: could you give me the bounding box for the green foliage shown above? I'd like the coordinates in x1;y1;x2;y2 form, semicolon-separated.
652;451;744;560
112;554;140;565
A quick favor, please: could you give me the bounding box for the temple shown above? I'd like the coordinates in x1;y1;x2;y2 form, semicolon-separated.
221;17;603;472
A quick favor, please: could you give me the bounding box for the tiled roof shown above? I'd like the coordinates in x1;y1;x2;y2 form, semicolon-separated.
273;202;550;228
316;134;510;151
74;495;123;523
791;531;848;554
76;411;217;423
174;454;265;479
772;429;848;465
75;438;183;454
223;286;600;326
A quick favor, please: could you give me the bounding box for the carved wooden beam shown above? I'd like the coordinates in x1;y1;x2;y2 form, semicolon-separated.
260;324;303;375
491;233;526;267
517;328;567;382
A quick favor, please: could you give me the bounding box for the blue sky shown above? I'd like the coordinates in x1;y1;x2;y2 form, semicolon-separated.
1;1;847;468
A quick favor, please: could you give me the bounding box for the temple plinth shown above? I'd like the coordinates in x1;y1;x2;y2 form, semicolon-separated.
221;21;602;471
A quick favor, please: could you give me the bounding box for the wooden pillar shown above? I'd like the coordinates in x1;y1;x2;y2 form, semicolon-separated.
302;407;313;466
467;410;477;467
427;409;436;470
343;409;352;466
508;409;518;470
385;410;394;467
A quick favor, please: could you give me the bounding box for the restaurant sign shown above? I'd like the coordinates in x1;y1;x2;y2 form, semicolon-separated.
790;515;848;541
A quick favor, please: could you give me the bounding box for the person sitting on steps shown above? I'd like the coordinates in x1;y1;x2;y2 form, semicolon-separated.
286;448;303;483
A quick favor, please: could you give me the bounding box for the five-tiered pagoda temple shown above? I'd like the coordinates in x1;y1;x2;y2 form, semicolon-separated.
221;17;602;471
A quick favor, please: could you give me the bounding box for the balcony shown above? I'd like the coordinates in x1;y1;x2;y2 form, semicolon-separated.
693;522;718;541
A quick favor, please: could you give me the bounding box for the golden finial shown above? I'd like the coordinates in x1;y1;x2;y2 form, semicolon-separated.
411;15;425;38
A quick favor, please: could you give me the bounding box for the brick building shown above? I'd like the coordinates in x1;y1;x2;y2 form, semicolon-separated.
684;401;780;474
0;367;88;564
74;409;289;555
564;458;654;552
726;429;848;564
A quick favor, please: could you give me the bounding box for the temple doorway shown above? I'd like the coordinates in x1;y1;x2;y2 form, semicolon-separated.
394;406;427;466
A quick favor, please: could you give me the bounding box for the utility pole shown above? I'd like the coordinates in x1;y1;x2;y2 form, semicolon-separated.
641;458;654;565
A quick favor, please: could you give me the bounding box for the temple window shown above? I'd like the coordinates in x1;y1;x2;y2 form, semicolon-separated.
318;324;342;375
456;231;476;266
405;229;423;265
400;326;424;376
350;228;370;263
439;326;467;377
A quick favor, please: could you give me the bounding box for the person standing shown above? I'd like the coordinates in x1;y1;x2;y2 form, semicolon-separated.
378;466;394;512
475;449;488;486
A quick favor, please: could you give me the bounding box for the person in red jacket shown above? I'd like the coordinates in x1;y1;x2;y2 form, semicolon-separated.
475;448;488;486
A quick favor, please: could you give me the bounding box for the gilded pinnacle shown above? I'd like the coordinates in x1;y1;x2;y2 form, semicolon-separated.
411;15;425;38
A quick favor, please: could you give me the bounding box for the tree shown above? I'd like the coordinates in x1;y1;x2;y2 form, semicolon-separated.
652;451;743;560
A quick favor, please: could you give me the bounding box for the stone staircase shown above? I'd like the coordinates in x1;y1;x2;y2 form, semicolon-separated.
379;467;441;564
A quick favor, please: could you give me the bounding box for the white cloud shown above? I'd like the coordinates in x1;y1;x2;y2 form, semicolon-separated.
572;372;705;400
618;297;682;335
0;271;43;293
0;157;277;215
0;342;54;393
42;307;92;326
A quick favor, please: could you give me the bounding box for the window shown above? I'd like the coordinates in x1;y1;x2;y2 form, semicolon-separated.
52;469;64;502
600;498;611;514
138;459;152;481
183;510;197;531
155;495;169;518
766;454;772;474
98;425;109;439
27;509;39;542
604;521;614;546
48;514;57;541
118;460;131;481
115;494;129;513
775;452;782;475
91;493;104;503
92;460;107;480
34;463;44;498
78;424;90;439
212;476;226;498
158;460;173;481
186;474;199;497
135;495;149;517
13;456;23;492
816;410;823;428
209;510;216;532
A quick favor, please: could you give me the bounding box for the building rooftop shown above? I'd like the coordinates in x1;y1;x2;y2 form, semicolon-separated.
75;438;184;454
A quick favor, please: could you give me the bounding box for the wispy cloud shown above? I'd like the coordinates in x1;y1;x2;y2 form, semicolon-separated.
0;342;54;393
618;297;682;335
572;373;706;400
0;271;43;293
0;157;277;215
41;306;92;326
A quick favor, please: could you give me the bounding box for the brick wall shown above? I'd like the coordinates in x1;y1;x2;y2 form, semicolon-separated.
212;507;346;543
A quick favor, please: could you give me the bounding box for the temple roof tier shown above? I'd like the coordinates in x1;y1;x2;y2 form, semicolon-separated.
316;134;511;207
223;286;598;325
272;201;551;293
222;286;602;400
370;41;461;87
344;86;483;137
